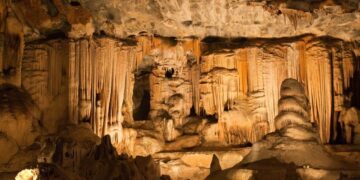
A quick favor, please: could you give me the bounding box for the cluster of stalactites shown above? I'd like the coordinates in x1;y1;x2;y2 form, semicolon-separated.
67;38;134;146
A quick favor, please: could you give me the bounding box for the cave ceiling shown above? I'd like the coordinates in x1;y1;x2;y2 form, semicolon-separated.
8;0;360;41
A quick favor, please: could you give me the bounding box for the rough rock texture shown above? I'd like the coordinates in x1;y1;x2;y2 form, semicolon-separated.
35;127;160;180
10;0;360;41
154;148;251;180
0;84;41;147
339;107;360;144
0;133;18;164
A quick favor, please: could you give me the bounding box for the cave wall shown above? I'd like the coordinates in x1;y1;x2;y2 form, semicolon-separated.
1;1;360;179
0;0;359;157
17;34;359;147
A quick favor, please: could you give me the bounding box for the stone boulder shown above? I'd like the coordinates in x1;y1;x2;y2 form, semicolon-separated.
0;84;41;147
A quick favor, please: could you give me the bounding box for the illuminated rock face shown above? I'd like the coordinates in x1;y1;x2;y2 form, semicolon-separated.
10;0;360;41
1;0;360;179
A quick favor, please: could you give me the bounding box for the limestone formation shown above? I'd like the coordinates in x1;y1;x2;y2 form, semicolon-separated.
0;1;360;179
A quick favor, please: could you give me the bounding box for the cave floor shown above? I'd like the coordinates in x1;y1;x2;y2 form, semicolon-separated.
154;145;360;179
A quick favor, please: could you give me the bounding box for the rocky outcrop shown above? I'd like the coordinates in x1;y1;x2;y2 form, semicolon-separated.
35;127;160;180
0;84;41;147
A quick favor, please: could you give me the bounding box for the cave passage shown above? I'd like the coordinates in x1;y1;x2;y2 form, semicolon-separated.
133;90;150;120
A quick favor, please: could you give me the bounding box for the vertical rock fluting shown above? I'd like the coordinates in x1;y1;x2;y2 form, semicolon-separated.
19;35;360;162
305;40;333;143
67;38;133;136
199;48;269;144
200;37;359;145
22;40;69;133
23;37;136;152
70;37;134;152
262;45;288;131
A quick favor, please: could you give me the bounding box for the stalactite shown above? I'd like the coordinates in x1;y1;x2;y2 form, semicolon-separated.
297;41;307;84
182;38;201;114
281;9;312;32
22;45;49;109
22;40;69;132
67;37;132;139
78;39;92;123
135;36;152;70
262;45;288;132
332;46;344;112
123;46;136;124
287;42;301;80
191;64;200;114
199;51;239;115
342;46;355;90
247;47;264;92
22;40;68;111
68;40;79;124
305;40;332;143
235;49;248;96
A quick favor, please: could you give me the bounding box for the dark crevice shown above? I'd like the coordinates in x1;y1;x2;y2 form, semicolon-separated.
133;72;151;121
133;90;150;120
69;1;81;6
165;68;174;78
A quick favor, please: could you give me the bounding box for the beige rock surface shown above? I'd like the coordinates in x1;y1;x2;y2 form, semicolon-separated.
154;148;251;179
164;135;201;151
0;133;18;164
11;0;360;41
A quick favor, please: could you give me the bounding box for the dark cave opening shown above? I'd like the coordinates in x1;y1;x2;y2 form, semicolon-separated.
165;68;174;78
189;106;197;116
133;90;150;120
69;0;81;6
133;73;151;121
